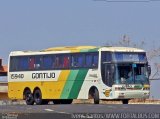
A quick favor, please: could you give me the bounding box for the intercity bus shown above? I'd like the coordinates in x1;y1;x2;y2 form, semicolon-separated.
8;46;151;105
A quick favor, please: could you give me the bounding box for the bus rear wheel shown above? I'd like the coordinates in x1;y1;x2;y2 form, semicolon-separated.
34;89;43;105
24;90;34;105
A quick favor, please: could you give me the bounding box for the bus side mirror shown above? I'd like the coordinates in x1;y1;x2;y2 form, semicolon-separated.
148;65;151;76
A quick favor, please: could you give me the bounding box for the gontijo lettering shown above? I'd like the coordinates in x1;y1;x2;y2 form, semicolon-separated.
32;72;55;79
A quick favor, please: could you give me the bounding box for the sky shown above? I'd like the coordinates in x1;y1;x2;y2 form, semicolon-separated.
0;0;160;98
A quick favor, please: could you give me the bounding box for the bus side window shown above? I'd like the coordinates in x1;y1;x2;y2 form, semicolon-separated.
77;54;84;68
43;55;53;69
35;56;42;70
52;56;55;69
71;55;77;67
63;56;70;68
55;55;63;68
71;54;84;68
29;57;35;70
55;56;59;68
19;57;29;70
59;55;64;68
93;54;98;67
85;54;92;67
10;57;18;71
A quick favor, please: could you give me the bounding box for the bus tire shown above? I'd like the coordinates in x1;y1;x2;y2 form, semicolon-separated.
122;99;129;104
94;88;99;104
24;90;34;105
33;89;43;105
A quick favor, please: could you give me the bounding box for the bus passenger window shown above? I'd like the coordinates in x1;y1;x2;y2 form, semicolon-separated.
29;57;35;70
71;55;77;67
55;56;63;68
71;54;84;68
59;56;64;68
85;54;92;67
35;56;42;69
55;56;59;68
19;57;29;70
43;56;53;69
63;56;69;68
77;55;83;67
10;57;18;71
93;54;98;67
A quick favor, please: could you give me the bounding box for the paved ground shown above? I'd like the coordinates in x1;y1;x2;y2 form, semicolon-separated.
0;104;160;119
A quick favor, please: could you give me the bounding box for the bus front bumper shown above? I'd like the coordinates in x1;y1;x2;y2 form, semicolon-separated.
114;90;150;99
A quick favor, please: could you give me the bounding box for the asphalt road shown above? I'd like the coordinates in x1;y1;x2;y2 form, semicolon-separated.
0;104;160;119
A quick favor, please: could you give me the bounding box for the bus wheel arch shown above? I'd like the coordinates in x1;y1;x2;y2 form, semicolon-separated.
88;86;99;104
23;87;34;105
33;87;43;105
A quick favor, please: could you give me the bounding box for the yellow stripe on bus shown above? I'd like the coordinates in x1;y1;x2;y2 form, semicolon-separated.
53;70;70;99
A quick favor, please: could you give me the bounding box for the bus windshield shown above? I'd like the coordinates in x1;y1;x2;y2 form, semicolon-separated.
114;64;149;85
101;51;149;86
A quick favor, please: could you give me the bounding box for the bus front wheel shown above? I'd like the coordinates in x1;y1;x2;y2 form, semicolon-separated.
34;89;43;105
94;88;99;104
24;90;34;105
89;87;100;104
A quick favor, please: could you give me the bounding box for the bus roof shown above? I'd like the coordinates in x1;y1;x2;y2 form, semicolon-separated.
100;46;145;52
43;46;97;51
43;46;145;52
10;46;145;56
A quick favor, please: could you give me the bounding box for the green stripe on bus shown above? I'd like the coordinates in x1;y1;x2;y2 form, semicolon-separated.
61;48;98;99
68;69;88;99
60;70;79;99
80;48;99;52
88;48;99;52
